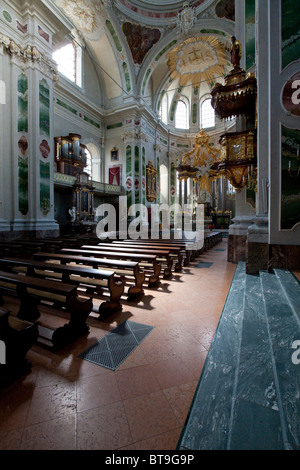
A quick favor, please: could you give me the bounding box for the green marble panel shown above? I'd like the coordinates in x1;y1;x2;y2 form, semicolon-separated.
56;99;77;115
83;116;100;128
18;156;28;215
157;90;165;112
39;79;50;137
156;156;160;205
171;162;175;205
106;20;122;52
2;10;12;23
142;147;146;204
245;0;256;70
142;69;151;96
282;0;300;69
122;62;131;93
126;145;132;207
192;103;197;124
135;146;139;204
107;122;122;130
155;40;177;61
40;161;50;214
17;74;28;133
170;100;177;121
281;126;300;230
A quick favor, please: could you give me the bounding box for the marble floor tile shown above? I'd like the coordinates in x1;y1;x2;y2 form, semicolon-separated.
163;381;198;425
25;382;77;426
76;372;121;412
134;427;182;450
150;357;195;389
115;364;161;399
20;414;76;450
77;401;133;450
123;390;179;442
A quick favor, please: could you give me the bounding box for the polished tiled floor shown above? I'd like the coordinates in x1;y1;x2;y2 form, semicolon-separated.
0;240;237;450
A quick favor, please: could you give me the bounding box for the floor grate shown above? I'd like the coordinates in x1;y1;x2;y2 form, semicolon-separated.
78;320;154;370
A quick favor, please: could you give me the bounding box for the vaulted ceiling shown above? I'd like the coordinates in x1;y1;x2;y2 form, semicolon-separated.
52;0;235;108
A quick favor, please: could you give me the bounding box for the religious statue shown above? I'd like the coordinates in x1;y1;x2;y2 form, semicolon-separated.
68;206;76;222
230;36;242;69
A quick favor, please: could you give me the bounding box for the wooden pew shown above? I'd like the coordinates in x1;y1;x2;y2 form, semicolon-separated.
108;241;187;269
116;239;198;264
58;248;161;287
30;239;64;252
32;253;144;299
119;232;222;258
203;231;222;250
0;270;94;350
0;241;46;259
0;258;125;316
0;243;24;258
0;307;39;382
81;244;175;277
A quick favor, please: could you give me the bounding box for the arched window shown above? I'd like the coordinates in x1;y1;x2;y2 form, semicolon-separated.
159;94;168;124
85;148;93;179
200;98;215;129
160;164;168;203
53;42;82;87
175;99;189;129
85;143;101;182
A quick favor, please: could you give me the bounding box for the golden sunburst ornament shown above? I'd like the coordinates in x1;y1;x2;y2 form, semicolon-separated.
167;36;228;87
64;0;97;33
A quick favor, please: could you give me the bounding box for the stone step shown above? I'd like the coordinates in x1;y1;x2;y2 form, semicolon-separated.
177;265;300;450
178;262;246;450
260;271;300;450
228;272;284;449
273;269;300;324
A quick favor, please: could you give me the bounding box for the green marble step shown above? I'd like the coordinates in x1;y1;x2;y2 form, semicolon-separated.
273;269;300;324
228;273;284;450
177;262;246;450
177;265;300;450
260;271;300;450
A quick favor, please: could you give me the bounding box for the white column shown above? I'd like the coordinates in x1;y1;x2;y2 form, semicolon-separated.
247;0;269;246
0;45;10;232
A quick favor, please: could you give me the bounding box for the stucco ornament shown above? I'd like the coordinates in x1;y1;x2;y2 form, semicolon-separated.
64;0;97;33
167;36;227;86
176;2;196;34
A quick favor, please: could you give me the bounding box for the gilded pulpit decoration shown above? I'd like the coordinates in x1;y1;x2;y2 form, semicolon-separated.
217;130;257;191
210;36;258;191
175;129;220;202
146;161;157;202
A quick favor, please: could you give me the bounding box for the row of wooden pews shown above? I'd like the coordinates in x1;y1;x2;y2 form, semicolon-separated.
0;230;222;378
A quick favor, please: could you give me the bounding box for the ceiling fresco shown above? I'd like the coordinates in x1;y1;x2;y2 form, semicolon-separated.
122;23;161;65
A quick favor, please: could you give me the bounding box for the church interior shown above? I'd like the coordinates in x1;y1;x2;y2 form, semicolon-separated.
0;0;299;451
